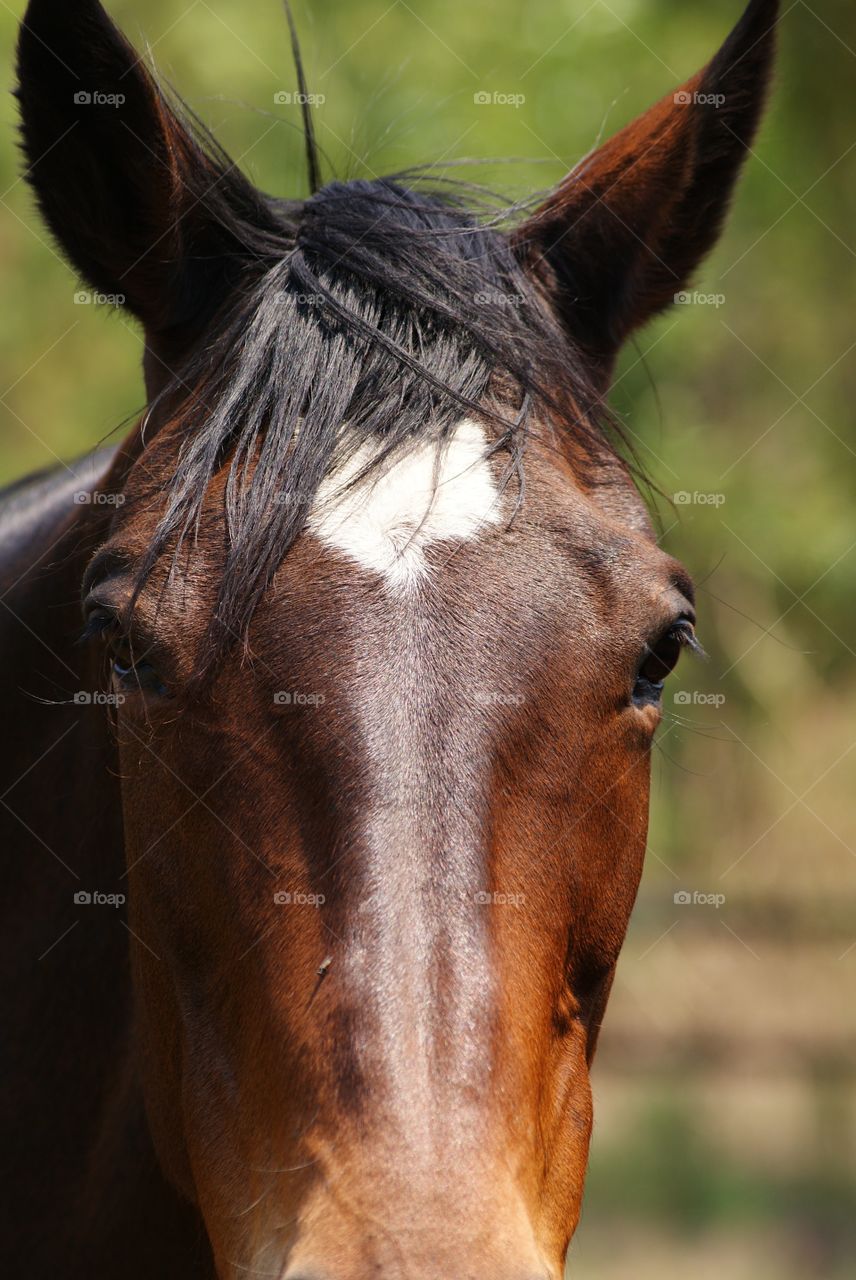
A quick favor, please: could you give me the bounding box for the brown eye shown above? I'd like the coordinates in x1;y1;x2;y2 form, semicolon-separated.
83;608;166;696
110;634;134;673
633;621;698;705
110;642;166;695
639;630;684;684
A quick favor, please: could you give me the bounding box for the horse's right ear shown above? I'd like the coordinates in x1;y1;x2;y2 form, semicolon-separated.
16;0;274;337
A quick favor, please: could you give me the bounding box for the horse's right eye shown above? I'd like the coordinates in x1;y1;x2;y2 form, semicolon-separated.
107;634;167;696
83;608;168;697
111;653;166;695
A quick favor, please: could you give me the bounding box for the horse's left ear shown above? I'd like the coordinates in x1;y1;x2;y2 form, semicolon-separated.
513;0;780;382
16;0;277;340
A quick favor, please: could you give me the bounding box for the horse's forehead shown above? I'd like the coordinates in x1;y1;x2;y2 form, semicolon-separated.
300;416;647;584
110;414;655;648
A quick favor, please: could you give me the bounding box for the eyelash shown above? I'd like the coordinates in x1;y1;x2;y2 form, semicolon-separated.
79;610;116;645
670;620;705;658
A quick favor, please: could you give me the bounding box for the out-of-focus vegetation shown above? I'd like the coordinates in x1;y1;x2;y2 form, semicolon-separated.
1;1;854;1276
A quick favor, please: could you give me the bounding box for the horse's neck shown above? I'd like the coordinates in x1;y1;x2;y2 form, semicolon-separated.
0;450;124;894
0;453;214;1274
0;451;135;1267
0;447;116;571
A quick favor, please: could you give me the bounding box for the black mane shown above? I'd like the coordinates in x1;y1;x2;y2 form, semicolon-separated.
141;173;620;663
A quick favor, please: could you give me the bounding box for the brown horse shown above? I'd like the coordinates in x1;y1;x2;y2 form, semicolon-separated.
2;1;778;1276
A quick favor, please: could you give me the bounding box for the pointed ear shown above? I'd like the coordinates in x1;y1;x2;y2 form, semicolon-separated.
512;0;780;382
16;0;277;337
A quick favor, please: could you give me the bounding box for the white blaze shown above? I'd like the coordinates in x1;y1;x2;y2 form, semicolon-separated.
308;418;503;588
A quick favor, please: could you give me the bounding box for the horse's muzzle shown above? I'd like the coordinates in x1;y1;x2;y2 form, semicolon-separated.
283;1270;553;1280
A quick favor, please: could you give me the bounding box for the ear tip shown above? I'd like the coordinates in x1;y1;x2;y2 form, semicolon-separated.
20;0;109;20
692;0;781;142
17;1;109;82
714;0;782;71
17;0;123;67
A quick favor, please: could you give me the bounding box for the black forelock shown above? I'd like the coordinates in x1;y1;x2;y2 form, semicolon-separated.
137;173;623;668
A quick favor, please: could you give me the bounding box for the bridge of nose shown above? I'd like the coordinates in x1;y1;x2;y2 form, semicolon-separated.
257;436;574;1280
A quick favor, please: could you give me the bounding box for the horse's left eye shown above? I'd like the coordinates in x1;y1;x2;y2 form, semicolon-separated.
111;645;165;695
633;621;696;705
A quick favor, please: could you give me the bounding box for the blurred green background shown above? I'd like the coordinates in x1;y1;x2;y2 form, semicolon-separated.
1;1;854;1275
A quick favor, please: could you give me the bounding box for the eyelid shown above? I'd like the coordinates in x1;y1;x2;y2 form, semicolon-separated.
81;548;133;599
80;600;157;664
671;617;706;659
79;603;124;645
81;597;128;635
636;617;704;681
80;608;109;637
641;614;698;659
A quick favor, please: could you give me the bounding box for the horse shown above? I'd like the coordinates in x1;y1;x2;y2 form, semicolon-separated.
1;1;778;1276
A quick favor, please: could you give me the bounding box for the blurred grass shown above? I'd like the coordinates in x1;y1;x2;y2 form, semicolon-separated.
573;1080;856;1278
2;1;855;1276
